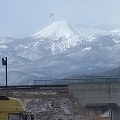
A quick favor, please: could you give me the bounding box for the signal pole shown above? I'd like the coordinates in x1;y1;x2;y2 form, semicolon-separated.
2;57;7;87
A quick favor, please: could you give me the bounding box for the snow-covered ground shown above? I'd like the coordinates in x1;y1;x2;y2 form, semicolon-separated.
0;90;108;120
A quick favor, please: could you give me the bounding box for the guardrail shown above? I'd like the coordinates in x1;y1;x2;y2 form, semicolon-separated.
0;76;120;90
33;76;120;85
33;79;86;85
0;84;68;90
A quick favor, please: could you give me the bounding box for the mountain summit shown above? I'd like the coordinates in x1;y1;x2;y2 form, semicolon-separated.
32;20;105;40
31;20;107;55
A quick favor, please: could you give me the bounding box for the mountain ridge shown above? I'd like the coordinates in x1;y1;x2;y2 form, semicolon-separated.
0;20;120;85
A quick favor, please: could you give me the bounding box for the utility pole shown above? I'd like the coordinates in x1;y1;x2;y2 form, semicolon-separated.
2;57;7;87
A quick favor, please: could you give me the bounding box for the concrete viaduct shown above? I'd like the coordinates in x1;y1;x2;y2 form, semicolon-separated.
68;76;120;120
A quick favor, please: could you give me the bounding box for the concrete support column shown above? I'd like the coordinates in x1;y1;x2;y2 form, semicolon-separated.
112;110;120;120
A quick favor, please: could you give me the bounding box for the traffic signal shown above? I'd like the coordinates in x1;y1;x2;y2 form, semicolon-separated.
2;58;7;65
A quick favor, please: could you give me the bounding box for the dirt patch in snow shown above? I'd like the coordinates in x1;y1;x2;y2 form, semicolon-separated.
0;90;105;120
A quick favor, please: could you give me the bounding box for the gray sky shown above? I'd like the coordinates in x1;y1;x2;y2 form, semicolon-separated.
0;0;120;38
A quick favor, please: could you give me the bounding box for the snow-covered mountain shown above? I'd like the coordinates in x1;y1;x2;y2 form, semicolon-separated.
32;20;105;39
0;20;120;85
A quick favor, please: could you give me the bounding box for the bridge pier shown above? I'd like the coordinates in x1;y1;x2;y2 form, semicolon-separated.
112;110;120;120
85;103;120;120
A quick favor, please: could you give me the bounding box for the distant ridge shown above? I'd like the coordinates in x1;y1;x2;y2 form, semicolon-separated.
0;20;120;85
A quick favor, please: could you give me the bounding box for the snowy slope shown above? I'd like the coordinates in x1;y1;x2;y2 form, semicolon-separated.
32;20;105;39
0;20;120;85
31;20;107;55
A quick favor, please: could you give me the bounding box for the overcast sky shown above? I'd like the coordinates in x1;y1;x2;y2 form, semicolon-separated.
0;0;120;38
